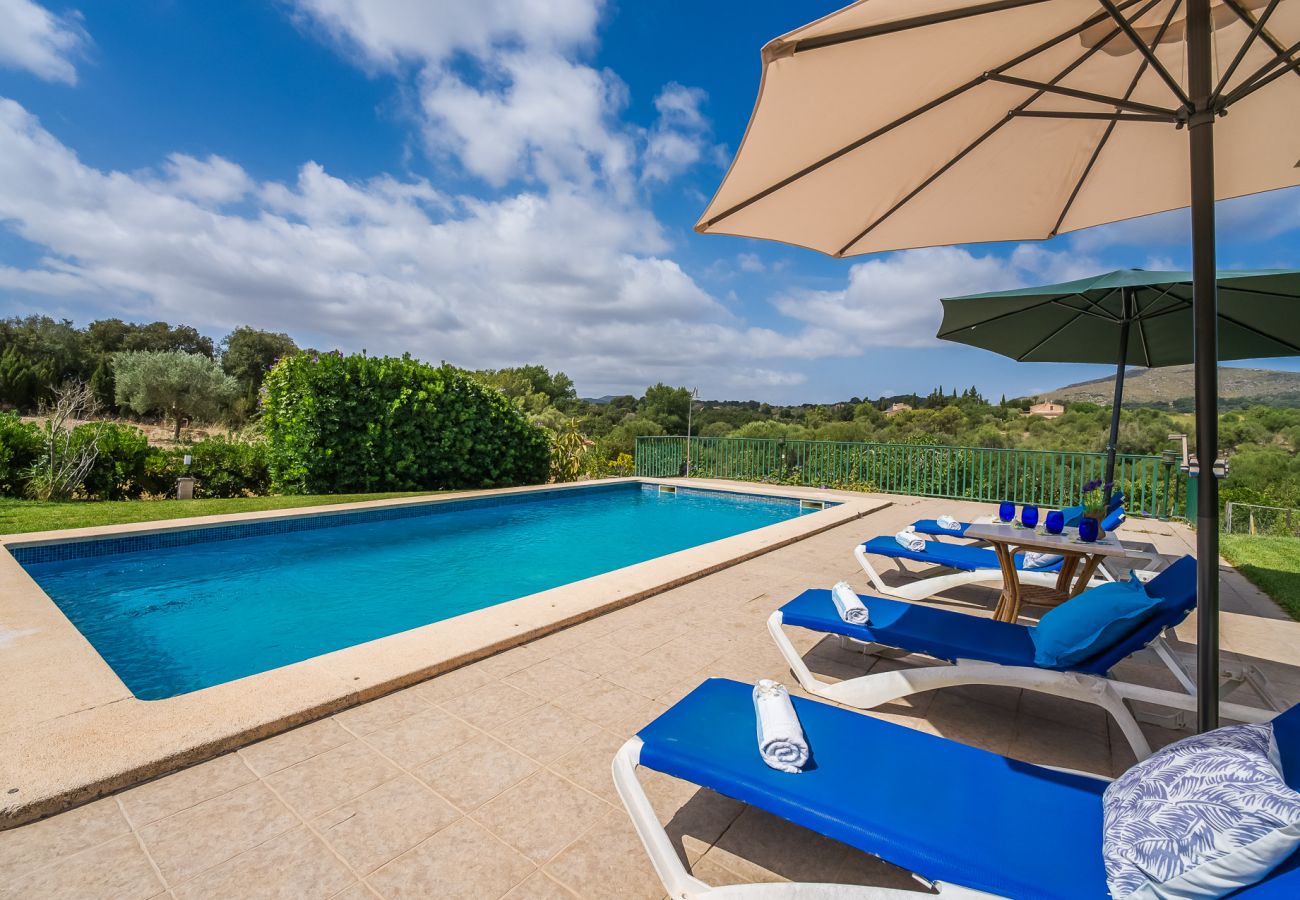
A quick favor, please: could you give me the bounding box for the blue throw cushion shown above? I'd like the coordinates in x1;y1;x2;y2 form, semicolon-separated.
1060;503;1086;528
1030;576;1160;668
1103;723;1300;899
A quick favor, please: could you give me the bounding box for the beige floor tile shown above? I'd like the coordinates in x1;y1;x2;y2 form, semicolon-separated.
547;729;627;805
1007;714;1112;776
362;707;481;770
413;732;539;811
119;754;257;828
471;771;609;864
1;833;162;900
314;776;459;875
331;883;380;900
707;806;850;885
138;781;297;885
554;641;638;676
263;740;401;820
0;797;129;880
504;659;597;698
553;678;667;735
475;645;549;680
920;691;1020;756
606;620;690;654
409;664;496;704
829;847;924;890
501;871;580;900
368;817;534;900
171;826;352;900
543;808;666;900
637;771;744;863
439;681;545;730
239;718;354;777
334;689;430;736
603;654;688;700
490;703;602;764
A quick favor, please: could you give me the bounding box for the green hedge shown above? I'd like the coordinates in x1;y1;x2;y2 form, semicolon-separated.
261;353;551;494
0;412;41;496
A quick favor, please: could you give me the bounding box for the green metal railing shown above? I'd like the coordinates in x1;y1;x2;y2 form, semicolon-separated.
635;436;1186;519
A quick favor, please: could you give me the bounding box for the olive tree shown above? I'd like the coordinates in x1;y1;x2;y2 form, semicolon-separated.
113;350;239;441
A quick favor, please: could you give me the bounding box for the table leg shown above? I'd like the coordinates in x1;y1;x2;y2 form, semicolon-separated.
1055;555;1080;594
991;542;1021;623
1071;555;1104;596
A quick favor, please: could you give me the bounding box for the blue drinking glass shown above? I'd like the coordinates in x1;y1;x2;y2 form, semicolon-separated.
1078;516;1100;543
1020;505;1039;529
998;501;1015;523
1045;510;1065;535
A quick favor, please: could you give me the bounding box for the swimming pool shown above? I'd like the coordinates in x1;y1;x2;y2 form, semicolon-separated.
14;483;819;700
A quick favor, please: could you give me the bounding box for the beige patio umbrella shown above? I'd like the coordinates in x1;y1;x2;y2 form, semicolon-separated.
697;0;1300;730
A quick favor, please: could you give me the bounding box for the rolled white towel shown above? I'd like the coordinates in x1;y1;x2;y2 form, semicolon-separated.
831;581;869;624
937;515;961;531
895;527;925;552
1023;551;1064;569
752;680;809;774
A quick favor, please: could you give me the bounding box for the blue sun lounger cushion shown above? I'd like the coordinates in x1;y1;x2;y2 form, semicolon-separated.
1103;722;1300;899
1031;575;1162;668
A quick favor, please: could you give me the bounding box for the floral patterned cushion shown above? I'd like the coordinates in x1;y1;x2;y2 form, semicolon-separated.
1103;723;1300;899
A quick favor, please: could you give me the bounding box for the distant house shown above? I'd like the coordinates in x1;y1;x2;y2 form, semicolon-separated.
1029;401;1064;418
884;402;913;416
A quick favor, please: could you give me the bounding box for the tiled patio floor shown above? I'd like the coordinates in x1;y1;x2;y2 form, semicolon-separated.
3;493;1298;899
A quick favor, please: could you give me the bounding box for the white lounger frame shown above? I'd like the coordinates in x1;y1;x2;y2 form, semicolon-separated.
613;667;1274;900
768;608;1277;749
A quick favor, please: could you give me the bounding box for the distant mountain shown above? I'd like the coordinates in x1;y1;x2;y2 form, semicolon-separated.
581;395;620;405
1042;365;1300;409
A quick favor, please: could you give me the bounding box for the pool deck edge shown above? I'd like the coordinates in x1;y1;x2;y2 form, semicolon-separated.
0;479;889;828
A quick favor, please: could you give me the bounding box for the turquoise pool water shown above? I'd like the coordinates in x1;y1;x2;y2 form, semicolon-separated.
16;483;817;699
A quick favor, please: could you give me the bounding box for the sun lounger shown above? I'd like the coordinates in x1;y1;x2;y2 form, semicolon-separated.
857;507;1130;603
613;677;1292;899
771;556;1282;728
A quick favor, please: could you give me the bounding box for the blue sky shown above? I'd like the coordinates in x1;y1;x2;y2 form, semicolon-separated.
0;0;1297;402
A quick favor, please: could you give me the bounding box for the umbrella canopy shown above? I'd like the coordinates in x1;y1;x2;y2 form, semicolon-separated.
696;0;1300;731
939;266;1300;491
694;0;1300;256
938;268;1300;364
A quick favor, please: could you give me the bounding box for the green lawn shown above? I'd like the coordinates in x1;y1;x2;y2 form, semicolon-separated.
0;492;435;535
1221;534;1300;620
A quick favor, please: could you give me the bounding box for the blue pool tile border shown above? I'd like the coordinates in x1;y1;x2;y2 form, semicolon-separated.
9;481;829;566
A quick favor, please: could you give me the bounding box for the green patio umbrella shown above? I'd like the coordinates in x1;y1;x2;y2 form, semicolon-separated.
938;267;1300;491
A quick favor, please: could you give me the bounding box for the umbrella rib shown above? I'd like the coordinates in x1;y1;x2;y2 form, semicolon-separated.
1050;0;1185;236
1016;307;1094;361
1212;0;1283;101
835;0;1166;257
984;73;1178;116
1136;309;1153;366
1055;287;1125;322
1222;38;1300;107
935;295;1071;337
1095;0;1193;107
1011;109;1177;122
697;0;1151;232
1215;284;1300;301
1219;0;1300;93
787;0;1055;54
1217;311;1300;354
1049;299;1123;322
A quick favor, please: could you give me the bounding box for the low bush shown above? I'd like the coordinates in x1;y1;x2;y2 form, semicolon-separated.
0;412;41;496
80;422;154;500
262;353;552;494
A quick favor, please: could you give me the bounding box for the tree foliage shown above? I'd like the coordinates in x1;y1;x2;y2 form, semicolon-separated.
114;351;241;441
262;352;551;494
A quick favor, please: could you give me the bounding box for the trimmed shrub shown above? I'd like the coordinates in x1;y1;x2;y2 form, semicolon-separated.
262;353;551;494
184;436;271;498
0;412;41;496
79;422;154;500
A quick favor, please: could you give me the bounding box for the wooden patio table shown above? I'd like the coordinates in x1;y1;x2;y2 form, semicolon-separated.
963;521;1137;624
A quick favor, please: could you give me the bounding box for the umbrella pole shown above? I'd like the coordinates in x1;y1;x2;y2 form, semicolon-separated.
1103;290;1132;498
1187;0;1220;732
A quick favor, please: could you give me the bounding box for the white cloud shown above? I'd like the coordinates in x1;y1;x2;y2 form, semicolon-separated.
0;0;83;84
773;245;1096;348
0;98;833;395
643;82;719;184
736;253;765;273
1070;187;1300;252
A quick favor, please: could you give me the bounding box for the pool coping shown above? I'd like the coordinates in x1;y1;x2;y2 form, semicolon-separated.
0;478;888;828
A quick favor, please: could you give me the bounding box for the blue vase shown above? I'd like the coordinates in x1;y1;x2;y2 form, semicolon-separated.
998;501;1015;523
1021;505;1039;529
1079;516;1100;543
1045;510;1065;535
